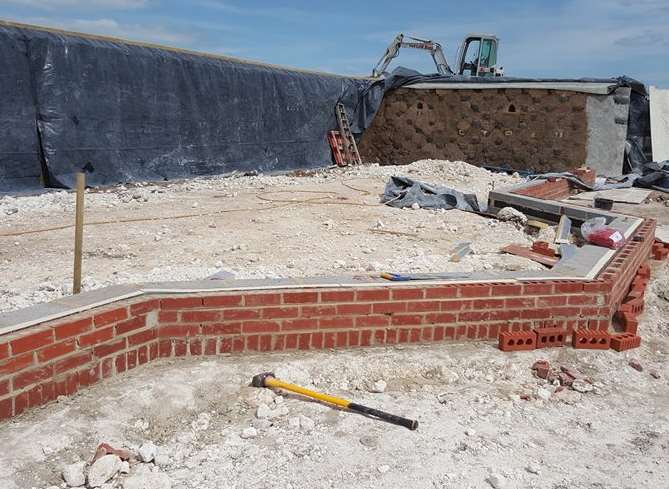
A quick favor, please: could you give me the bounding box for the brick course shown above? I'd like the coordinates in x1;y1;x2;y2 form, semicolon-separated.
0;213;655;421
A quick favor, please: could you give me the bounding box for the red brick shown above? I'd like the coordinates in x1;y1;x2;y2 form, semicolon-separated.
189;339;203;356
245;293;282;306
336;332;348;348
440;300;467;311
202;295;243;307
201;323;242;335
173;340;188;357
115;316;146;335
409;328;421;343
0;343;8;360
357;316;390;327
568;295;597;305
425;286;458;299
273;335;285;351
94;307;128;327
107;328;141;358
421;327;434;341
572;329;610;350
505;297;536;308
323;332;336;349
321;290;355;302
372;302;407;314
180;310;221;323
424;313;457;324
472;299;505;310
301;305;337;317
158;311;178;322
610;333;641;352
459;311;490;322
583;281;611;293
130;299;159;316
42;381;56;404
78;327;114;347
319;317;354;329
11;329;54;355
391;288;424;300
13;365;53;390
537;296;567;307
149;342;158;360
337;303;372;315
284;334;298;350
348;330;360;347
391;314;422;326
128;329;156;346
219;337;234;353
101;358;114;378
14;391;28;415
406;301;441;312
534;327;567;349
0;379;9;397
522;282;554;295
498;330;537;352
282;318;318;331
54;318;93;340
355;289;390;301
386;328;398;344
0;398;12;420
242;321;280;333
283;292;318;304
433;326;445;341
491;284;522;296
490;310;521;321
554;282;585;293
158;325;200;337
78;364;100;386
550;307;582;318
261;307;299;319
459;284;491;298
160;297;203;309
520;308;551;320
53;375;77;398
223;309;259;320
54;352;92;375
37;339;76;362
204;338;217;355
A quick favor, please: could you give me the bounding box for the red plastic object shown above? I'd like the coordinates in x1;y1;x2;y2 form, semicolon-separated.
572;329;611;350
534;327;567;348
586;227;625;249
610;333;641;352
498;331;537;352
327;131;347;167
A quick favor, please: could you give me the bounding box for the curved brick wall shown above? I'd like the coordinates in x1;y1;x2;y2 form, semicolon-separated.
0;174;655;421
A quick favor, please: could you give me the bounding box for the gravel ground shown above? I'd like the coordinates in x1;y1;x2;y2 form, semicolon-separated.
0;160;537;313
1;260;668;489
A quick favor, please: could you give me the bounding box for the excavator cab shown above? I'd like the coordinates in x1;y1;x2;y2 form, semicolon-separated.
455;34;501;77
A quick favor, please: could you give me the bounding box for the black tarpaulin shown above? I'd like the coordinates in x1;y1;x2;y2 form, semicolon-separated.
0;22;370;191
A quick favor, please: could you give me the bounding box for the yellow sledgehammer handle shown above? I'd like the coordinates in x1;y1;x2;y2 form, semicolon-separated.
264;376;350;409
251;372;418;430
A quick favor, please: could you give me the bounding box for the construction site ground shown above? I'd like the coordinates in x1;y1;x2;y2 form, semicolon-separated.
1;160;533;313
2;160;669;489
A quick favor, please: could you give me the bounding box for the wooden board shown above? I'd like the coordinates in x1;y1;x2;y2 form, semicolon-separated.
501;244;559;267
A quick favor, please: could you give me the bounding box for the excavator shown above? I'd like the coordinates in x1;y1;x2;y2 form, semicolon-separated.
371;33;503;78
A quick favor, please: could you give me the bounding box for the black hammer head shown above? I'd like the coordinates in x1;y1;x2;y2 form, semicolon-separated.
251;372;275;388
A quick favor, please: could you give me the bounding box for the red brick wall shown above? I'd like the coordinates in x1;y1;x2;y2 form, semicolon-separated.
0;218;655;421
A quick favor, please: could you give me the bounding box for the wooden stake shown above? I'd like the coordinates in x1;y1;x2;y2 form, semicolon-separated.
73;172;85;294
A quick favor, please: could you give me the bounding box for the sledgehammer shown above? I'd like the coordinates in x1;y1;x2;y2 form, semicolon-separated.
251;372;418;430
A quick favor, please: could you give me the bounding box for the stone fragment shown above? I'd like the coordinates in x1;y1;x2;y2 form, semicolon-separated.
138;442;157;463
122;472;172;489
62;461;86;487
87;454;121;487
240;427;258;439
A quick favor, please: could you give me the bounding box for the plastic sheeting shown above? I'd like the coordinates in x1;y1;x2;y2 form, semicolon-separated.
381;176;481;213
0;22;369;191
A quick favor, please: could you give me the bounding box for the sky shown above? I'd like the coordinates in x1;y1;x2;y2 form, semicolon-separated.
0;0;667;87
